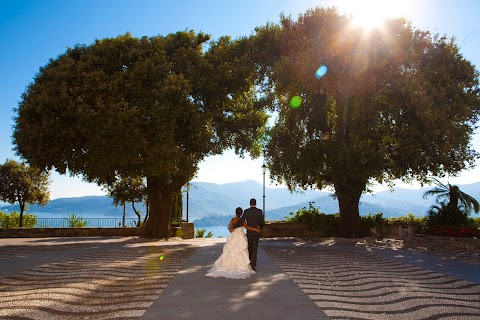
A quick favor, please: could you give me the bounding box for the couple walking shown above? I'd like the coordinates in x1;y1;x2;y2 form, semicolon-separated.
206;198;264;279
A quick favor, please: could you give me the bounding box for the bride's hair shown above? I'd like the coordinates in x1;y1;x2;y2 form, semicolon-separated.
235;207;243;216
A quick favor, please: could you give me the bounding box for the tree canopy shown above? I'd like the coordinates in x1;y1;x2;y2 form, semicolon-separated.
0;159;50;227
14;31;268;237
258;8;480;236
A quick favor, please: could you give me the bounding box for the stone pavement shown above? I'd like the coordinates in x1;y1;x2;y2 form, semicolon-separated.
141;239;326;320
0;236;479;319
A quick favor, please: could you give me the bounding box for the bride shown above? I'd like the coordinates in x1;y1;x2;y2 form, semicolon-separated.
205;207;260;279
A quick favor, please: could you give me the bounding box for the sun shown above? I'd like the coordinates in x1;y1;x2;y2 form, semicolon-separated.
338;0;410;31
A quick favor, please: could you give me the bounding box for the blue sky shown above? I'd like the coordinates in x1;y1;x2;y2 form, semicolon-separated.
1;0;479;199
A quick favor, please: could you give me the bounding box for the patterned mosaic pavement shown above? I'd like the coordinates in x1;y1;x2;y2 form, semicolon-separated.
1;237;479;319
262;239;480;320
0;238;195;319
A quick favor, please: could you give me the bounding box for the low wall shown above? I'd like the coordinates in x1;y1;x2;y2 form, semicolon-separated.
405;234;480;250
262;222;325;238
0;222;195;239
370;224;416;240
0;227;141;238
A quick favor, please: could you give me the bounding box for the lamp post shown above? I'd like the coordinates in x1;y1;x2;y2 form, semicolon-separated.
262;163;266;215
186;182;189;222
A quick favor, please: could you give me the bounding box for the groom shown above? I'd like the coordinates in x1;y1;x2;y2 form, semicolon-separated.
233;198;264;271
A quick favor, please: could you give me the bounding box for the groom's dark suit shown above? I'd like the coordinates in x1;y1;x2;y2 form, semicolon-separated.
233;206;264;270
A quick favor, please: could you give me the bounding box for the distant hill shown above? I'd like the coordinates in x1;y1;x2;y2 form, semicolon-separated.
0;196;141;218
2;180;480;224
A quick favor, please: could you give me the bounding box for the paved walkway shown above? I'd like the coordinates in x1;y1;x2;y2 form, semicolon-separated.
0;236;479;319
141;239;326;319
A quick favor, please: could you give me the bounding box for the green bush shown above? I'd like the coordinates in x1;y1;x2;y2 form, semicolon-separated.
472;217;480;229
195;228;213;238
386;213;428;234
0;211;37;228
64;214;88;227
285;203;339;236
360;213;385;237
285;207;431;237
425;202;470;229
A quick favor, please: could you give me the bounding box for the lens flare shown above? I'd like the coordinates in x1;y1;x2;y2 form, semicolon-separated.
315;65;328;78
175;229;184;237
159;255;165;260
289;96;302;108
144;259;161;276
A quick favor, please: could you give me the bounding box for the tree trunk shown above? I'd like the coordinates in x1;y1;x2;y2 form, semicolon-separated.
19;201;25;228
132;202;141;227
448;185;459;212
143;200;149;224
334;182;364;238
143;178;174;239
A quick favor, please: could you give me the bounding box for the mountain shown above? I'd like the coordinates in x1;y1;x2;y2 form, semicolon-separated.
0;196;141;218
187;180;322;213
2;180;480;223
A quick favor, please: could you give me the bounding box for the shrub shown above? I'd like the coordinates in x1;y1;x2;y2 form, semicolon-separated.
431;224;480;238
0;211;37;228
360;213;385;237
64;214;88;227
472;217;480;229
195;228;213;238
285;203;339;236
387;213;428;234
426;202;470;228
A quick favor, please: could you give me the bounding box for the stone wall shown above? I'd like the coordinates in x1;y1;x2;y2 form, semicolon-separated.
405;234;480;250
0;227;141;238
261;222;325;238
370;224;416;240
0;222;195;239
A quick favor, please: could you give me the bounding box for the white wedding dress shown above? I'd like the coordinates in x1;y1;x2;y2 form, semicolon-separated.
205;226;256;279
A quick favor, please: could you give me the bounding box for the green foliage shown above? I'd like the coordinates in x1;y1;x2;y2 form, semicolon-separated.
194;228;214;238
386;213;427;234
0;211;37;228
472;218;480;229
285;206;428;237
0;159;50;227
359;213;385;237
14;31;267;238
423;177;480;214
425;201;472;229
64;214;88;227
258;8;480;238
285;203;339;236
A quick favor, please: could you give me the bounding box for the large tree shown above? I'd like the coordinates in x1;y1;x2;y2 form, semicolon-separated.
0;159;50;227
259;8;480;236
14;32;267;238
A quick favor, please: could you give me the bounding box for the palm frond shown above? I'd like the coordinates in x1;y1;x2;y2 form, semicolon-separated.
458;191;480;213
423;187;449;200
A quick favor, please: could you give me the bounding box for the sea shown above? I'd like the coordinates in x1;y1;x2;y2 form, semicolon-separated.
198;225;230;238
30;212;231;238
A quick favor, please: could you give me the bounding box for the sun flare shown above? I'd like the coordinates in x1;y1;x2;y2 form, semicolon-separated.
339;0;410;31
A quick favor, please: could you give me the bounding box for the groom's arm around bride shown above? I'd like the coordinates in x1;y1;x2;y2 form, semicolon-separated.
233;199;264;233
